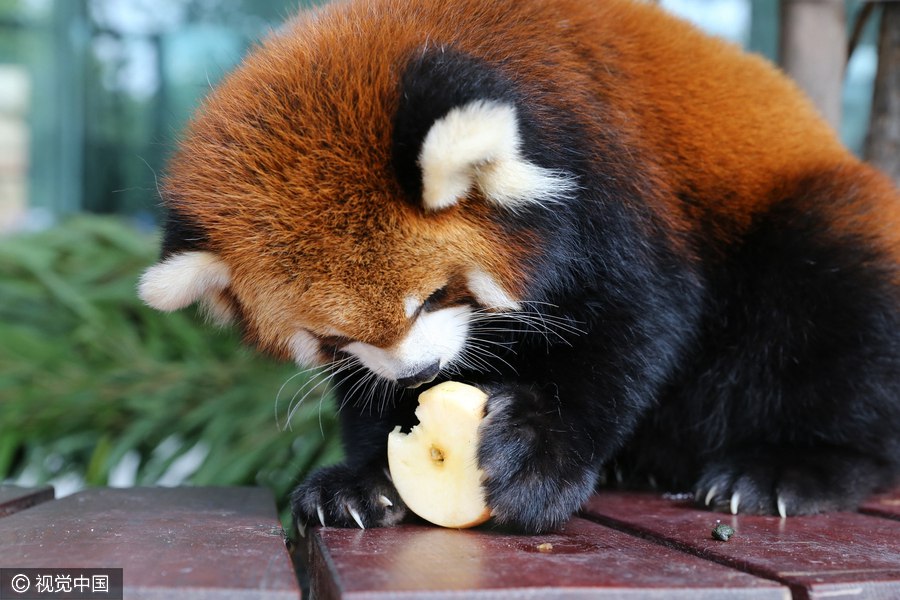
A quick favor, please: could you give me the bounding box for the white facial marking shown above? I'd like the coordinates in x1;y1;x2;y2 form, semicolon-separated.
403;295;421;319
346;306;470;381
138;251;231;311
418;100;576;211
289;329;322;366
321;325;351;339
466;270;521;311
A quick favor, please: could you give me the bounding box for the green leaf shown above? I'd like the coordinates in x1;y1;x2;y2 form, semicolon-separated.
2;216;340;517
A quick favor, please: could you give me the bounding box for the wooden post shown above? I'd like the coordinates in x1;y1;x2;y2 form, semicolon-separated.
780;0;846;130
865;2;900;185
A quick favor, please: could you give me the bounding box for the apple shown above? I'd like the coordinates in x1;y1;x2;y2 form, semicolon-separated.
387;381;492;528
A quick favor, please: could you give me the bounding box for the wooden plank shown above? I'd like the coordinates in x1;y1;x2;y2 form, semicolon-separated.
583;492;900;600
0;487;300;600
308;517;789;599
0;485;54;518
860;487;900;521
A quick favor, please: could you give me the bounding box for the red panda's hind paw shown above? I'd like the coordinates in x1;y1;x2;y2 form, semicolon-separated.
694;448;892;518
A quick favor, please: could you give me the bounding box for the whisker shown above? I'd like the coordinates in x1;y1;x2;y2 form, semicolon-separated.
466;334;518;353
454;350;491;374
284;367;333;422
284;370;335;432
275;368;317;431
282;356;356;432
363;371;383;415
319;357;362;431
377;377;398;416
339;365;377;413
360;371;381;416
465;340;518;374
476;311;584;343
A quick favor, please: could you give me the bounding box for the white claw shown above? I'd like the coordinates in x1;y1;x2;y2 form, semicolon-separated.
347;505;366;529
297;520;307;538
777;496;788;519
705;485;718;507
647;474;658;489
378;494;393;508
317;505;326;527
730;492;741;515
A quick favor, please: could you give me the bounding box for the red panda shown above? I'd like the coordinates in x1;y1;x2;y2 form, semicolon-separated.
139;0;900;533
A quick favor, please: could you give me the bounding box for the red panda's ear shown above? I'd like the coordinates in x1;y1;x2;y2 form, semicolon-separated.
392;48;576;213
138;251;231;314
418;100;575;212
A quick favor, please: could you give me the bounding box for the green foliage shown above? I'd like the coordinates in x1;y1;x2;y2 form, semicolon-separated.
0;216;342;524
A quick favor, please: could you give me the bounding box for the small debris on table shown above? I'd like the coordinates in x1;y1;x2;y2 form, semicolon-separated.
662;492;694;501
711;523;735;541
536;542;554;552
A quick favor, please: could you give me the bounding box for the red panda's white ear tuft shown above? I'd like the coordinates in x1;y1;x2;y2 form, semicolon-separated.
418;100;575;212
138;251;231;312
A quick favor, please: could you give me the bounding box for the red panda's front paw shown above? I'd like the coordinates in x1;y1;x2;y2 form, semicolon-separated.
476;383;599;533
290;463;406;533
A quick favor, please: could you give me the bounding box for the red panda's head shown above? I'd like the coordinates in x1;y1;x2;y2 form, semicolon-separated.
138;1;578;387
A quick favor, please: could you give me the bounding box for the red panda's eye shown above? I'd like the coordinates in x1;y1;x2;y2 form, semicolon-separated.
317;334;353;350
421;286;449;313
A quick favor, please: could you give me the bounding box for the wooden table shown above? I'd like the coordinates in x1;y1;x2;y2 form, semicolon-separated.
305;489;900;600
0;485;300;599
2;485;899;599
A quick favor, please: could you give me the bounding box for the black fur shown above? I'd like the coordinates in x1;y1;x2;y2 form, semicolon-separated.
392;48;520;204
160;207;208;258
621;177;900;512
291;50;900;533
392;47;590;210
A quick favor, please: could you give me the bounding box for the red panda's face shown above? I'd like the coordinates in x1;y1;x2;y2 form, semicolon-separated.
213;198;531;386
138;6;575;387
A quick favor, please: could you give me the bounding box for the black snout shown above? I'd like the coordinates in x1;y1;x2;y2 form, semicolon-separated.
397;360;441;388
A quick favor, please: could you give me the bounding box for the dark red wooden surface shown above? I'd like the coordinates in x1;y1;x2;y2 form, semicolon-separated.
860;488;900;521
0;485;54;518
308;516;790;599
583;491;900;600
0;486;300;600
4;486;897;599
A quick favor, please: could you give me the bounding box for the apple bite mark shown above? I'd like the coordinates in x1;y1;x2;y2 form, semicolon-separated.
387;381;492;528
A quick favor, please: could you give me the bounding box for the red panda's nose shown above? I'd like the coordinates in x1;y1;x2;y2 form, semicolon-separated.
396;360;441;388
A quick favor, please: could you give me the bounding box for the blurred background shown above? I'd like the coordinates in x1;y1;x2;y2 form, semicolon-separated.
0;0;896;528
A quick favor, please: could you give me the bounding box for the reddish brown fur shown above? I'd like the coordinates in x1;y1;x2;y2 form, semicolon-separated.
163;0;900;358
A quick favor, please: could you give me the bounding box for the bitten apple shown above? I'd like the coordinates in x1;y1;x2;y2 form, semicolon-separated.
387;381;492;528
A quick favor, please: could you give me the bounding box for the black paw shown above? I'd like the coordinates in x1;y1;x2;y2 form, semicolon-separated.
694;449;889;517
291;462;406;532
477;383;598;533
